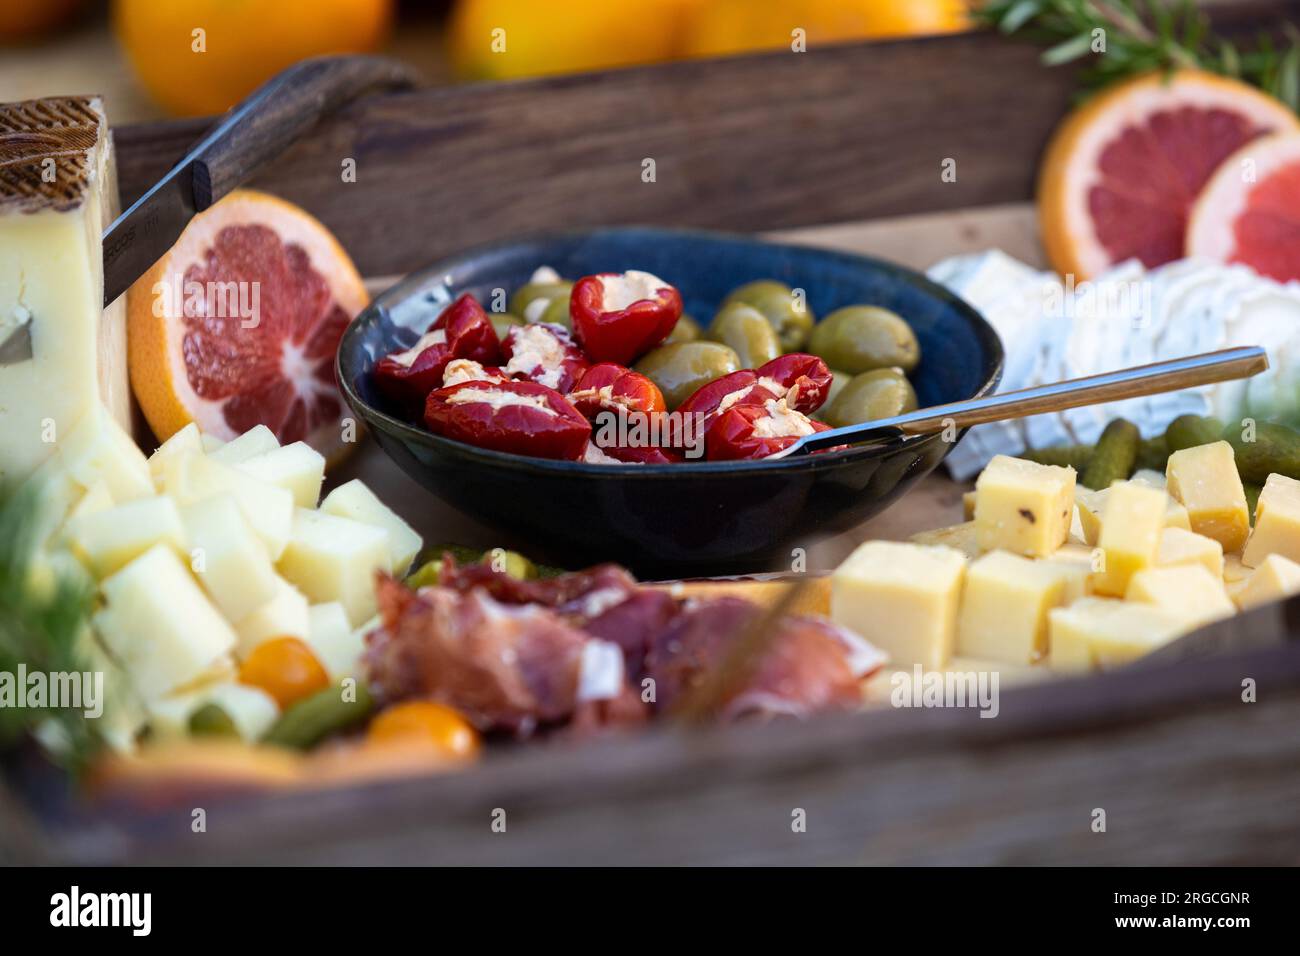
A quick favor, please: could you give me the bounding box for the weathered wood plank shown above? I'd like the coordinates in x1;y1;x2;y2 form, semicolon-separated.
33;630;1300;865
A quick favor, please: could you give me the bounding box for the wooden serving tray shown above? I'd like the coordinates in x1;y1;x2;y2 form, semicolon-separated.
6;8;1300;865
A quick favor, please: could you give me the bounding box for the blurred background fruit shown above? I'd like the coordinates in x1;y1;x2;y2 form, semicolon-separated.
448;0;685;81
0;0;90;44
678;0;969;59
111;0;395;116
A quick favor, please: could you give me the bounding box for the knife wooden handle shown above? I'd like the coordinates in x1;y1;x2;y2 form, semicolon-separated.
190;55;419;208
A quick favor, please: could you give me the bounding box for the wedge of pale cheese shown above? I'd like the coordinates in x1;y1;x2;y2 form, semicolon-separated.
0;95;131;487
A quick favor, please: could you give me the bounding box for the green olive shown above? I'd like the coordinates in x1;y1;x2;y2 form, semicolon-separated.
707;302;782;369
486;547;538;580
634;342;742;410
490;313;524;340
537;295;572;332
724;280;814;351
822;368;918;427
664;313;702;344
508;280;573;323
814;369;853;421
809;306;920;374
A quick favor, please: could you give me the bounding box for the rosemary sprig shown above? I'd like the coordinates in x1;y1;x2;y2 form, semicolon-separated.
977;0;1300;111
0;483;101;771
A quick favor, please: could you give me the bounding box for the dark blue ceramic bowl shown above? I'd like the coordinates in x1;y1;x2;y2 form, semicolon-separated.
337;228;1002;576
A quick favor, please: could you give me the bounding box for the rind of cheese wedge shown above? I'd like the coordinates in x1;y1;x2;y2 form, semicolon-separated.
1091;482;1166;597
1156;526;1224;578
0;96;131;487
159;450;293;559
1233;553;1300;610
57;407;154;504
1125;564;1235;626
305;602;365;681
957;550;1076;665
832;540;966;670
234;576;311;657
209;424;279;465
236;441;325;509
1048;597;1190;672
65;495;187;579
1165;441;1250;552
94;544;237;701
319;479;423;574
1241;473;1300;568
182;495;280;621
973;455;1075;557
277;508;389;626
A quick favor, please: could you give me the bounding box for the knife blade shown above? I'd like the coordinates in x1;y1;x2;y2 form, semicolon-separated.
102;55;418;307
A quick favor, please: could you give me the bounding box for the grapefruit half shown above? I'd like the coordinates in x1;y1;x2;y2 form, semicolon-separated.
1038;70;1299;279
128;189;368;461
1187;132;1300;282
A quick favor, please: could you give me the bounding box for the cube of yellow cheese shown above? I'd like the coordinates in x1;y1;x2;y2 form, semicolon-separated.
276;508;390;626
956;550;1075;664
1241;473;1300;568
146;422;202;487
64;495;187;579
160;451;294;559
209;424;279;465
1042;541;1097;602
1125;564;1235;626
181;495;281;621
1233;553;1300;610
1091;482;1167;597
1156;526;1224;578
832;540;966;670
56;406;154;504
320;478;423;574
236;441;326;509
973;455;1075;557
94;544;237;701
909;520;982;560
962;490;977;521
1165;441;1249;552
234;576;310;657
1076;482;1188;546
305;602;366;680
1048;597;1190;672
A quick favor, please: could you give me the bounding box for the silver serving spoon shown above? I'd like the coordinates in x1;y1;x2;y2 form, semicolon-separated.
772;346;1269;459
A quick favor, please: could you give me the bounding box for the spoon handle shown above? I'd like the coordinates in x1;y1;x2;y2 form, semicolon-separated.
799;346;1268;454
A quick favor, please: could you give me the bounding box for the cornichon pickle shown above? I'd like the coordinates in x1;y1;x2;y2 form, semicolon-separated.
1225;421;1300;484
262;682;375;750
707;301;782;369
1082;418;1140;490
485;547;537;580
723;280;814;351
1244;482;1262;525
634;341;742;410
664;313;702;344
1164;414;1224;454
188;702;238;738
1022;444;1093;470
1134;435;1168;473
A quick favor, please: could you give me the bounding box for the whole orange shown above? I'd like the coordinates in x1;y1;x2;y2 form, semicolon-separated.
679;0;969;58
111;0;394;116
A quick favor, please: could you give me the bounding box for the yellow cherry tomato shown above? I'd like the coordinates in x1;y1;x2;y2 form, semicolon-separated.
367;701;481;760
238;637;330;709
